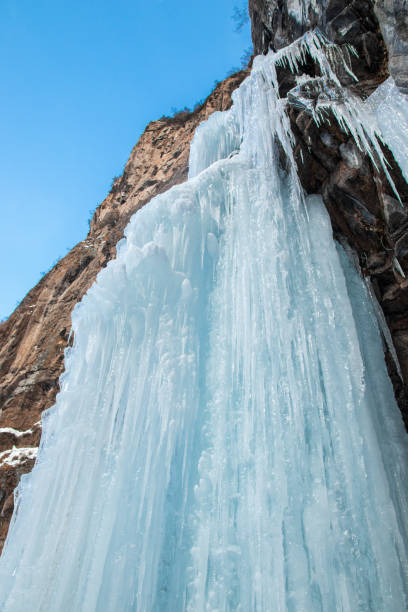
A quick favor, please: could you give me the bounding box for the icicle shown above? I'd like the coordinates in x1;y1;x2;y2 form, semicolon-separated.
394;256;406;279
276;30;401;199
365;276;404;380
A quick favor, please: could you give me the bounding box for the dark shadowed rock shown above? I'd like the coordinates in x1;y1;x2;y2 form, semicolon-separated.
249;0;390;92
375;0;408;91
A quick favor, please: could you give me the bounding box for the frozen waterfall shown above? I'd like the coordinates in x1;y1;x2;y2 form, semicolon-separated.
1;33;408;611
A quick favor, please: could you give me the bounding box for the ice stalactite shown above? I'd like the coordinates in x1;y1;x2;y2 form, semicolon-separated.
1;32;408;611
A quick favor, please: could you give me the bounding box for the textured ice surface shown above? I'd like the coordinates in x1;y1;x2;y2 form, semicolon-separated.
368;77;408;184
1;36;408;612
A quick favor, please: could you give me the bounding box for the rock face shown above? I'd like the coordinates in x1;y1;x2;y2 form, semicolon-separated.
0;70;248;553
249;0;408;424
250;0;388;89
375;0;408;91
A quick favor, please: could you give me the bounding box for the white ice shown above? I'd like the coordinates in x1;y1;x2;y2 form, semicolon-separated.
367;76;408;184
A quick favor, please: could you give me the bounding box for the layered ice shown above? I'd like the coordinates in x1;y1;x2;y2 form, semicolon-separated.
368;76;408;183
1;34;408;611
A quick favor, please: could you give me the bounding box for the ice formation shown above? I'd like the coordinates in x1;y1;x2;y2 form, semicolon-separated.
368;76;408;184
1;32;408;611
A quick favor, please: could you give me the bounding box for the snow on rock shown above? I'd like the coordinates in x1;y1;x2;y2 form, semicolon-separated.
0;447;38;469
0;424;40;439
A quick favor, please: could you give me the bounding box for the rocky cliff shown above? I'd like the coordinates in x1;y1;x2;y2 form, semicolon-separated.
0;70;248;552
249;0;408;423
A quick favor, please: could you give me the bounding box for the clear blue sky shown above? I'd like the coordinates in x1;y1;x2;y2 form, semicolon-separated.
0;0;251;320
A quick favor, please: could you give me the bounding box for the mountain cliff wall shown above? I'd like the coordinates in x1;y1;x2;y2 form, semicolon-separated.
0;71;248;552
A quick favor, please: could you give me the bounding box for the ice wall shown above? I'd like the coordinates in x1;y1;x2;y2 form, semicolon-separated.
368;77;408;183
1;34;408;611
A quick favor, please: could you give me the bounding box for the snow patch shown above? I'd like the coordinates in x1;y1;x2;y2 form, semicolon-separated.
0;447;38;468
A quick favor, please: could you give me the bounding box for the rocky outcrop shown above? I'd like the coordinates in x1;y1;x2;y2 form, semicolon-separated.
375;0;408;91
249;0;407;85
0;70;248;553
249;0;408;425
249;0;389;90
